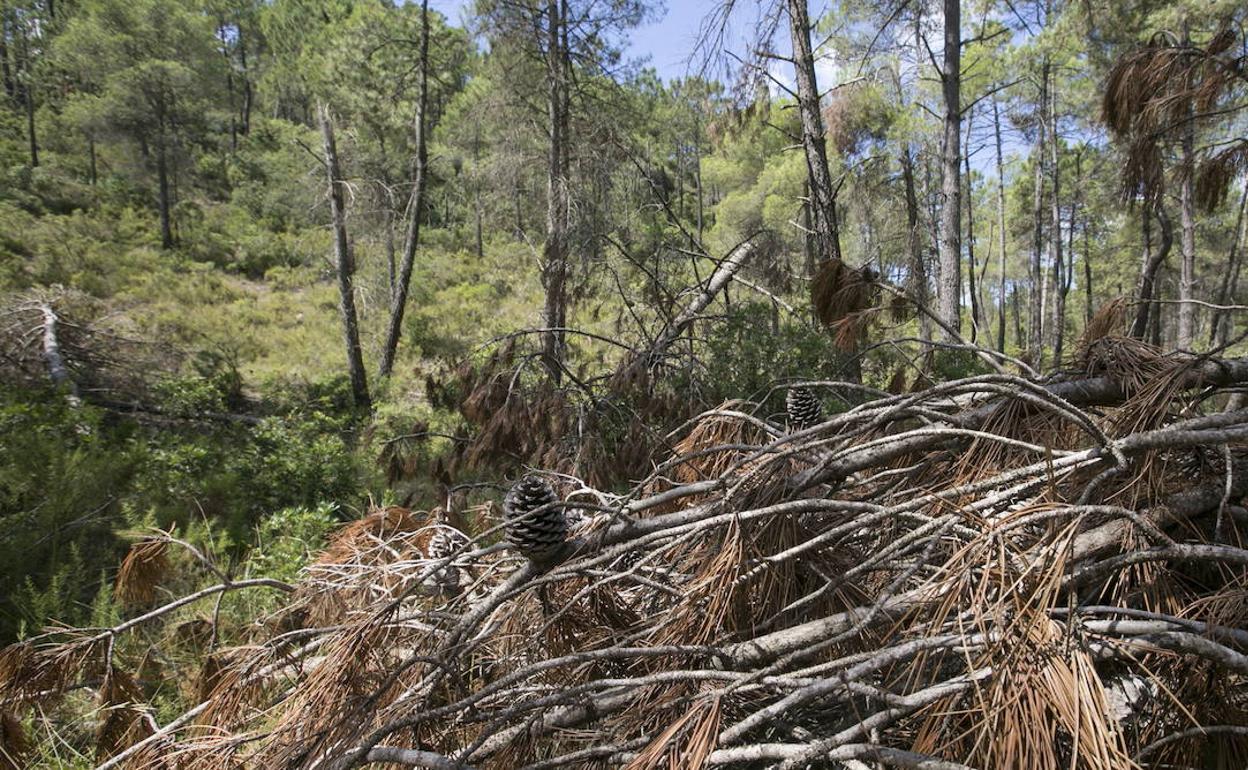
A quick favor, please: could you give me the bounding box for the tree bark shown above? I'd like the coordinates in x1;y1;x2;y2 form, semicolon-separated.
1028;62;1047;365
901;147;931;341
694;114;705;241
964;107;979;343
1130;207;1173;340
786;0;842;267
1049;84;1066;362
156;135;173;249
474;117;485;259
1012;285;1025;349
1076;149;1092;325
801;179;814;278
15;17;36;167
318;103;371;411
38;302;80;405
1177;116;1197;349
540;0;570;382
936;0;962;340
992;99;1009;353
641;240;757;366
379;0;431;379
23;77;36;167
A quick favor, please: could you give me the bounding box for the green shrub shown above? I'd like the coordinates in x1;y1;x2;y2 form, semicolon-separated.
691;301;855;412
0;394;138;640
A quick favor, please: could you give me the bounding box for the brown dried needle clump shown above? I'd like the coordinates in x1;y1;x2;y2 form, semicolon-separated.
115;538;169;607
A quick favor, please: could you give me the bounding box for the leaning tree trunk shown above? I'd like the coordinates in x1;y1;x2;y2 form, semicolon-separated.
540;0;570;383
378;0;430;379
318;103;371;411
786;0;842;267
935;0;962;340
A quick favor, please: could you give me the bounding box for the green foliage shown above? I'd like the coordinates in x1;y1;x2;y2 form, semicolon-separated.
925;348;996;382
246;502;339;582
404;242;542;359
0;380;364;643
0;394;137;639
691;302;854;409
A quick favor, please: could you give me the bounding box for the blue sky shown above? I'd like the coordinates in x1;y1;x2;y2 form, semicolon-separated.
427;0;776;83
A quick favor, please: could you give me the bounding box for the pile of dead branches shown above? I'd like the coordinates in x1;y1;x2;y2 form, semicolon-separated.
0;289;176;412
5;337;1248;770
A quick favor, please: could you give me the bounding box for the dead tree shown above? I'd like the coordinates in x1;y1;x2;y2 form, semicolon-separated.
785;0;842;267
318;103;371;411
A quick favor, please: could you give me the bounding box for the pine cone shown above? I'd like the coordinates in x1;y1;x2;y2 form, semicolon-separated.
503;475;567;563
786;387;824;431
427;526;470;561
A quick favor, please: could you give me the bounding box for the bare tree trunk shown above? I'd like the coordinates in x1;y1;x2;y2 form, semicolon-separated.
998;226;1008;353
1076;150;1092;325
936;0;962;340
901;147;931;340
1177;117;1197;349
694;123;705;241
379;0;431;379
1049;85;1067;363
643;241;757;364
238;21;252;136
1012;285;1025;349
786;0;842;266
318;103;371;411
1210;183;1248;347
540;0;570;382
1130;206;1173;340
156;135;173;249
801;179;815;278
992;99;1009;353
964;107;979;343
23;77;36;167
38;302;80;405
383;192;397;297
1028;62;1047;366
